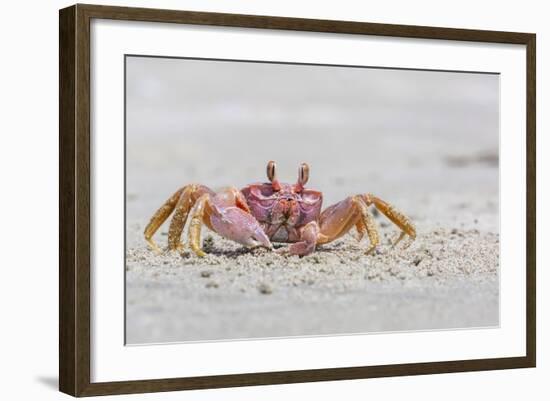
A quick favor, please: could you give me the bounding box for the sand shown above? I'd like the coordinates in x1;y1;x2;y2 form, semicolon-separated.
125;200;499;343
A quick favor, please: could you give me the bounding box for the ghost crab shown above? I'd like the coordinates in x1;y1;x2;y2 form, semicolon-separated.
144;161;416;257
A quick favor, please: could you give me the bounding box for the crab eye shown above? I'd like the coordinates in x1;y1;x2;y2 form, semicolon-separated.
299;163;309;185
267;160;276;182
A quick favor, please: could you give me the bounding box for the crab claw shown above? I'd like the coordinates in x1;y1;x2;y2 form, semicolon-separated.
210;207;272;250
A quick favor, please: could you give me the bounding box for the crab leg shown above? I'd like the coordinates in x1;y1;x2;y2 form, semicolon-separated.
188;194;210;257
353;196;380;254
143;184;212;253
143;187;184;253
361;194;416;247
316;195;380;254
355;219;367;241
166;185;213;251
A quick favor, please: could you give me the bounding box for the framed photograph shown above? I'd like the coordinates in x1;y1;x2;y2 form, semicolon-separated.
59;4;536;397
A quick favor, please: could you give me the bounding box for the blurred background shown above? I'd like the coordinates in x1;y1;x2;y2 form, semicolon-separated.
124;43;501;346
125;56;499;246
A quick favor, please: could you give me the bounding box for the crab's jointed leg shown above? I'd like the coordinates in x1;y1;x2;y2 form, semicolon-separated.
167;185;214;251
353;196;380;254
316;195;380;254
143;187;183;253
361;194;416;247
285;196;380;257
314;194;415;255
188;194;210;257
355;219;367;242
143;184;212;253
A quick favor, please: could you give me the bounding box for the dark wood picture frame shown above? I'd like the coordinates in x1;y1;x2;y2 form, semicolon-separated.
59;3;536;397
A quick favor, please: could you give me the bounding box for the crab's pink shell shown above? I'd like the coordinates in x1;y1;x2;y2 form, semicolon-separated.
241;182;323;242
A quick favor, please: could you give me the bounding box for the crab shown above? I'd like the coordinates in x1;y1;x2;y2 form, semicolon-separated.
144;161;416;257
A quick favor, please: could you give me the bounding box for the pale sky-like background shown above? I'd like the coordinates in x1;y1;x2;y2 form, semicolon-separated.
125;55;499;244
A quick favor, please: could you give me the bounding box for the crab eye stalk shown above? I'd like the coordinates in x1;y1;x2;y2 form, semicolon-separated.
267;160;276;182
299;163;309;185
295;162;309;192
266;160;281;191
